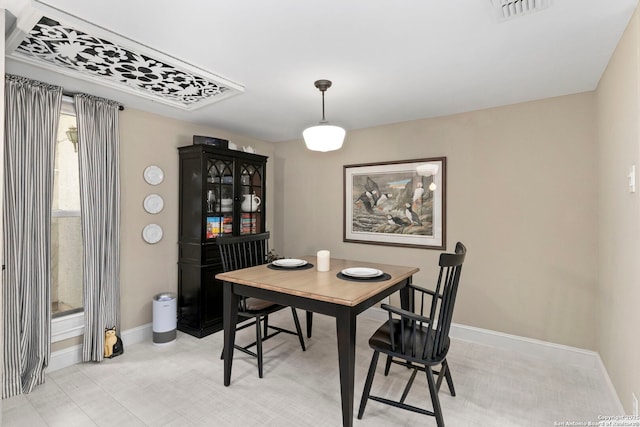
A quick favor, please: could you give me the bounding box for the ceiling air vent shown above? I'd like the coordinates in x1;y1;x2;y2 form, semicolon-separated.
491;0;552;21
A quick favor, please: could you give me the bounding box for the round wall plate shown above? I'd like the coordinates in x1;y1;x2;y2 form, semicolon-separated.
142;224;163;244
143;194;164;214
143;165;164;185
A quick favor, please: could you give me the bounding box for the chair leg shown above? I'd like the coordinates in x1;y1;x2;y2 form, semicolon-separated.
400;368;418;403
263;315;269;338
357;350;380;419
384;355;393;375
435;366;444;392
443;360;456;396
290;307;306;351
256;316;264;378
435;360;456;396
425;365;445;427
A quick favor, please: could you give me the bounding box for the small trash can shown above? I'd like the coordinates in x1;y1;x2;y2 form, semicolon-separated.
152;292;177;344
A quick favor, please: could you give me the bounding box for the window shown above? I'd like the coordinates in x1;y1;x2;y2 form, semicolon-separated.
51;106;83;318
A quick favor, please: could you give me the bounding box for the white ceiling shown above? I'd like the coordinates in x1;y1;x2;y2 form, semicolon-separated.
3;0;638;143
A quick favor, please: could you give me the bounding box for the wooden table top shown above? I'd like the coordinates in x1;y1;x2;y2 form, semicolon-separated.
215;256;420;307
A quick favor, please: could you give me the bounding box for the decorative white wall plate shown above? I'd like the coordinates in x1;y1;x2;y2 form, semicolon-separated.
143;194;164;214
142;224;163;244
143;165;164;185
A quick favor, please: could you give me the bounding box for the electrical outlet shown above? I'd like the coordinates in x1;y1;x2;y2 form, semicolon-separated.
633;392;638;417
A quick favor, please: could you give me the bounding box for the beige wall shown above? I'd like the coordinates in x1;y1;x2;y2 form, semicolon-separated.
596;8;640;414
118;109;274;330
275;92;599;350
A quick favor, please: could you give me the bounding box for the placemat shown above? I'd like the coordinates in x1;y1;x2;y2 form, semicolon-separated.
336;272;392;282
267;263;314;271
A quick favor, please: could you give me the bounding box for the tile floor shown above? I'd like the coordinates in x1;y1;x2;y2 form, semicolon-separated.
1;312;622;426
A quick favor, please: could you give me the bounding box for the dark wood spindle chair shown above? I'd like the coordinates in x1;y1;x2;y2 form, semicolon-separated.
217;232;306;378
358;242;467;426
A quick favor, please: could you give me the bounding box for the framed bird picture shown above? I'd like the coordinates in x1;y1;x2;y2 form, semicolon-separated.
343;157;446;249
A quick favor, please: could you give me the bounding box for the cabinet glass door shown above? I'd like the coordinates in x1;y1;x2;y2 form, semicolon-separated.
239;162;264;235
206;159;234;239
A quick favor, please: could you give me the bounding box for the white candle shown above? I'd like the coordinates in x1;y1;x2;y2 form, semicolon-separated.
317;250;331;272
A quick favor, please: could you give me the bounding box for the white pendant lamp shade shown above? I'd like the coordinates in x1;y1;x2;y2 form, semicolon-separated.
303;79;345;152
303;122;345;152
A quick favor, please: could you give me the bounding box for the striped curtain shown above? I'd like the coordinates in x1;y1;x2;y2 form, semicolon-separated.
2;75;63;398
74;94;121;362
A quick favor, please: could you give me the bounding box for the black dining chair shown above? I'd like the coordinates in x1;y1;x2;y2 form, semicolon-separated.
357;242;467;426
217;232;306;378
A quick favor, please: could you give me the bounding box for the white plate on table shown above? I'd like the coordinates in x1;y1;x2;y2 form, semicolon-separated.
341;267;383;278
272;258;307;268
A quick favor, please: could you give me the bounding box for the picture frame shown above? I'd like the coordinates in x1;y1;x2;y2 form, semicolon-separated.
343;157;446;250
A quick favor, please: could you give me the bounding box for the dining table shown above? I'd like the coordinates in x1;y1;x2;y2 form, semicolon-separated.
215;255;420;427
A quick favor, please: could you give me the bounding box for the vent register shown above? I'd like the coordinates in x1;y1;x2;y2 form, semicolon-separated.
8;15;243;110
491;0;552;21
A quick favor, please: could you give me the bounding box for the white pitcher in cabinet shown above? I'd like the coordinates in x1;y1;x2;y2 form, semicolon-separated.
241;193;261;212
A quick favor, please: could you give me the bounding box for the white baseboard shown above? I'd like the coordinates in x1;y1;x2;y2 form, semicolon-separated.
121;322;153;346
361;307;624;413
48;323;153;373
48;344;83;372
449;323;599;369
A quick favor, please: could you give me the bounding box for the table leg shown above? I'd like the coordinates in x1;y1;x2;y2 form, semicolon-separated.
223;281;239;386
306;311;313;338
335;308;356;427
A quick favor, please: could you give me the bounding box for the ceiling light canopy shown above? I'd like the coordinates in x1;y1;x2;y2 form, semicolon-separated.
303;80;345;152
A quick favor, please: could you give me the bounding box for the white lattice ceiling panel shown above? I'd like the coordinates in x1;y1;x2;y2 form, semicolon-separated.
6;10;244;110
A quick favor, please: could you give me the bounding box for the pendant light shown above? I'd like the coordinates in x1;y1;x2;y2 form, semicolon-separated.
303;79;345;152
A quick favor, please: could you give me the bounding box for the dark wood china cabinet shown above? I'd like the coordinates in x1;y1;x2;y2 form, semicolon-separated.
177;144;267;337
